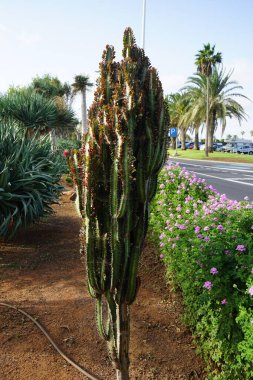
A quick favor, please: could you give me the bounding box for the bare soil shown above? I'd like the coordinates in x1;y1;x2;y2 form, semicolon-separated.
0;190;206;380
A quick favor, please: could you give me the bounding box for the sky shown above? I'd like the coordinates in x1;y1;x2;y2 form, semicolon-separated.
0;0;253;140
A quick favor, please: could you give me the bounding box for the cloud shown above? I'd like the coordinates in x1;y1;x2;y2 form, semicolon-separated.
17;32;41;46
227;59;253;89
160;74;187;94
0;23;7;32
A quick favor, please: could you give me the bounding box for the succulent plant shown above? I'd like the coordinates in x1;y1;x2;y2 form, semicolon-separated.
71;28;169;379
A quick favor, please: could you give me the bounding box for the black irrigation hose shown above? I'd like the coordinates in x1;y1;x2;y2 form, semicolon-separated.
0;302;102;380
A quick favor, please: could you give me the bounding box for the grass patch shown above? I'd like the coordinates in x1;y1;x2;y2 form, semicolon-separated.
169;149;253;163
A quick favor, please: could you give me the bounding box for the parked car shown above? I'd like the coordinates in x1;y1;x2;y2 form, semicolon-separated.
200;143;223;151
213;143;224;151
232;145;253;154
185;142;194;149
222;144;235;153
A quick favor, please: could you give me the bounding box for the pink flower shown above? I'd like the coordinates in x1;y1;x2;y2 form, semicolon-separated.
236;245;246;252
160;242;165;247
177;224;186;230
248;287;253;296
159;184;165;189
210;267;218;275
203;281;213;290
244;196;249;201
63;149;69;157
160;254;164;259
251;268;253;274
159;233;165;240
221;298;227;305
194;226;201;233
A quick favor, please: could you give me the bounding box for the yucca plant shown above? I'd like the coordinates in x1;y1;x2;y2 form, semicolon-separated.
0;90;57;130
70;28;169;379
0;89;77;132
0;122;63;238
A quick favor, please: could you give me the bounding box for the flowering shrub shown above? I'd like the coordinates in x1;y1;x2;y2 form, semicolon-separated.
55;137;81;173
150;162;253;379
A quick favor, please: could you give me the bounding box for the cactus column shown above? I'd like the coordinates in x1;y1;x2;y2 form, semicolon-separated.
79;28;169;379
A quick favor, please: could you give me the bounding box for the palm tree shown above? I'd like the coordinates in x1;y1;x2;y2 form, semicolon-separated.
180;91;203;150
183;67;247;152
72;75;93;135
195;43;222;156
30;75;77;148
192;121;202;150
166;92;190;150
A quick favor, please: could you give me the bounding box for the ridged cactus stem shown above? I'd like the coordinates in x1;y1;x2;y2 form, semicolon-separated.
115;303;130;380
76;28;169;379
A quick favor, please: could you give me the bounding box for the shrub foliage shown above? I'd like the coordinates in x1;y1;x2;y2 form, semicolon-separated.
0;123;63;237
150;162;253;380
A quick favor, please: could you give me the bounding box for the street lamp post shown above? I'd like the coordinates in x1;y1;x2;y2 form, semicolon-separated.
141;0;146;49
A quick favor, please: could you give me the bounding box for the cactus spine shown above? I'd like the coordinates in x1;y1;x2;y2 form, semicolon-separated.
79;28;169;379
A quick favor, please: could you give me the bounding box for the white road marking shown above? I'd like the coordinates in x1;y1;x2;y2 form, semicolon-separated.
226;178;251;180
192;171;253;187
179;162;253;173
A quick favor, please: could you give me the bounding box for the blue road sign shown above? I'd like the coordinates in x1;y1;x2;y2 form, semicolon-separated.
169;127;177;137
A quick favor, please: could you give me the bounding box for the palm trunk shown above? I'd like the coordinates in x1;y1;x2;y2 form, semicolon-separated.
181;129;186;150
194;126;200;150
81;87;87;135
50;128;57;151
208;119;215;152
205;77;209;157
115;303;130;380
208;113;215;152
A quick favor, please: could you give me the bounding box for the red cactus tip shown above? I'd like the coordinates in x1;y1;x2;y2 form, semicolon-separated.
63;149;69;157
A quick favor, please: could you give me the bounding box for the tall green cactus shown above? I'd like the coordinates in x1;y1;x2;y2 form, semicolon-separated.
79;28;169;379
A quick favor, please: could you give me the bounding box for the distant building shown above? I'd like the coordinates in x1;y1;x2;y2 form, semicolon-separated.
225;138;252;146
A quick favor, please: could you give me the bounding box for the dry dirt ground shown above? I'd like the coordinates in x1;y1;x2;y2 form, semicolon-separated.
0;191;206;380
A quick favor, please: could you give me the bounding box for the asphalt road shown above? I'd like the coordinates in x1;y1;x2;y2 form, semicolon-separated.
168;158;253;201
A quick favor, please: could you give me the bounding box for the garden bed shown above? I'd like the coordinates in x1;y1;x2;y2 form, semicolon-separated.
0;190;205;380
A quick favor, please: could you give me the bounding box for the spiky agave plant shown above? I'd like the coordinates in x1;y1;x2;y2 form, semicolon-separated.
0;123;63;238
79;28;169;379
